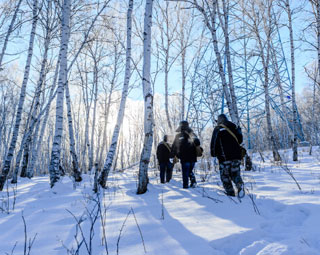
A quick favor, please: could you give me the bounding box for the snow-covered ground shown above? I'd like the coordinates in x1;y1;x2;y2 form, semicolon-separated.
1;147;320;255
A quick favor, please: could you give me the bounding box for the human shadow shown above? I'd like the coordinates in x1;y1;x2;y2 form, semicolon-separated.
127;182;218;255
126;171;320;254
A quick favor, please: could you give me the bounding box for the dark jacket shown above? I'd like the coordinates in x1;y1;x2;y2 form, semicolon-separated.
172;127;200;163
156;142;173;164
210;120;243;163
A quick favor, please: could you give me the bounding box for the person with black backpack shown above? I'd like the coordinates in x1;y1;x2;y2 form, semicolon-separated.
172;121;202;189
156;135;174;183
210;114;245;198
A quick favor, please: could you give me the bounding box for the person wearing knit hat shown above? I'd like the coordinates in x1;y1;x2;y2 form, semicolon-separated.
156;135;174;183
210;114;245;198
172;121;202;189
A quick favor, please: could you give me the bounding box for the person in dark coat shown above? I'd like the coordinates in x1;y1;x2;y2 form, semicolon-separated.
156;135;173;183
172;121;200;188
210;114;244;197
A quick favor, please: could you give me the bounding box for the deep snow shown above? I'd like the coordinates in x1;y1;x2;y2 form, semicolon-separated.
0;147;320;255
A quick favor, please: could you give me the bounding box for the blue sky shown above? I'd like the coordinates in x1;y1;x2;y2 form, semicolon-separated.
4;0;316;104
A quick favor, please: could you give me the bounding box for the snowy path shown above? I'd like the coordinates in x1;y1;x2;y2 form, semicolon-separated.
1;148;320;254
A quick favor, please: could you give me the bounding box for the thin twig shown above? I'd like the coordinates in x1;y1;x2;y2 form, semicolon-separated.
98;200;111;255
7;241;17;255
27;233;38;255
199;187;223;203
246;189;260;215
22;214;27;255
66;209;90;254
131;207;147;253
279;163;302;191
117;210;131;255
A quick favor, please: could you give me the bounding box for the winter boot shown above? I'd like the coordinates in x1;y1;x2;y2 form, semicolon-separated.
189;172;197;188
225;190;235;197
237;183;245;198
190;181;197;188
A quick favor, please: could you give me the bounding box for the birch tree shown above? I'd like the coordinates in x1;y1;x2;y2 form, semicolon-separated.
65;81;82;181
98;0;133;189
217;0;239;123
308;0;320;145
278;0;298;160
137;0;154;195
244;0;281;161
154;0;179;130
171;0;239;124
0;0;39;191
21;0;59;178
304;1;320;73
285;0;298;160
304;63;320;147
86;31;113;171
28;60;59;178
48;0;72;187
68;0;110;174
176;4;198;120
0;67;21;158
88;44;99;172
77;58;92;172
97;70;117;167
0;0;23;68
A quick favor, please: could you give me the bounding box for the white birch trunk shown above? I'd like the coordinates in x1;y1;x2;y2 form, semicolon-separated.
48;0;71;187
20;139;31;178
98;93;110;167
312;75;318;146
98;0;133;189
256;2;281;161
29;60;59;176
82;105;90;173
27;105;42;176
270;44;289;147
286;0;298;160
220;0;239;124
12;118;32;182
164;2;172;130
181;47;186;120
193;1;238;124
263;68;281;161
98;94;111;166
23;34;51;178
0;99;7;156
65;81;82;181
137;0;154;195
89;62;98;171
3;102;16;159
164;44;171;129
0;0;39;191
0;0;23;68
78;60;90;172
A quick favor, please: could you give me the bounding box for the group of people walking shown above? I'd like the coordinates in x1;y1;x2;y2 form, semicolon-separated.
156;114;245;198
